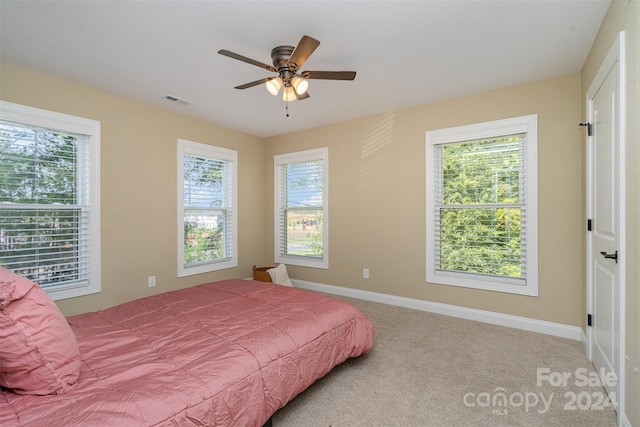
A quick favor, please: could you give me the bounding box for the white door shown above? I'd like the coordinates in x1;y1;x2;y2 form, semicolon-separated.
586;33;624;412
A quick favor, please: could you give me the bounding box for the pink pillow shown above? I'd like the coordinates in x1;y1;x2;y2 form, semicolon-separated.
0;267;81;395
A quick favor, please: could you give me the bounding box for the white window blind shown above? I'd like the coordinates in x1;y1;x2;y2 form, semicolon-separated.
274;148;328;269
177;139;237;276
426;115;538;296
434;134;526;281
0;101;101;300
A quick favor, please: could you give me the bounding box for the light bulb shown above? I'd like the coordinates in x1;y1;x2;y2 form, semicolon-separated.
291;76;309;95
282;86;297;102
265;77;283;96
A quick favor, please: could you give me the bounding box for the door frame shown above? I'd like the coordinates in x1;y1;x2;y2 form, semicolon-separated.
585;31;626;423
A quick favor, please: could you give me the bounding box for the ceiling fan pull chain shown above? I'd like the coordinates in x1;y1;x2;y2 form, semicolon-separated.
286;102;290;117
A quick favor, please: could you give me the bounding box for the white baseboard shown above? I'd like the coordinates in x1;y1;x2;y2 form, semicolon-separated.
620;413;631;427
292;279;583;341
580;328;588;352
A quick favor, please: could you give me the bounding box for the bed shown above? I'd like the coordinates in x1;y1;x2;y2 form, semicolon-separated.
0;270;374;427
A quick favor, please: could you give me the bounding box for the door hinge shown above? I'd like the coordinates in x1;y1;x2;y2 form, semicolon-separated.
587;219;592;231
579;122;593;136
588;314;593;327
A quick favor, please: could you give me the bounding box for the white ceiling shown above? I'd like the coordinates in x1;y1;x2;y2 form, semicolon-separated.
0;0;610;138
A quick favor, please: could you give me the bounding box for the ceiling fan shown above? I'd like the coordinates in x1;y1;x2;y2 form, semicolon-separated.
218;35;356;103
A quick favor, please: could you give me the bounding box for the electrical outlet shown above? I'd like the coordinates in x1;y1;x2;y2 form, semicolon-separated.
148;275;156;287
363;268;369;279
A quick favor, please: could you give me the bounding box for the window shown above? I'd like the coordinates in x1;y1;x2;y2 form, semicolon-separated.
177;139;237;276
426;115;538;296
0;101;101;300
274;147;328;269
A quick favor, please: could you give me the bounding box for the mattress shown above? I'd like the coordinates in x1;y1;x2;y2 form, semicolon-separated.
0;279;374;426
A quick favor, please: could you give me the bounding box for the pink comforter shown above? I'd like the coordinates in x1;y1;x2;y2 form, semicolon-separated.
0;279;374;426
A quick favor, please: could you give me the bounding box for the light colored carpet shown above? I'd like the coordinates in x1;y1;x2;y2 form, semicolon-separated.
273;296;617;427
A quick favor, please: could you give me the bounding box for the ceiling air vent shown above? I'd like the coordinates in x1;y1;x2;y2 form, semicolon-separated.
164;95;192;106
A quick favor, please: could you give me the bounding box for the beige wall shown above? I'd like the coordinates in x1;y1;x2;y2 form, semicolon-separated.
2;62;584;326
266;72;584;327
582;1;640;425
0;62;270;316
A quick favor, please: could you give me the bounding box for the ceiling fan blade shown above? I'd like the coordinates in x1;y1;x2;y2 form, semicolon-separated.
234;77;273;90
296;91;310;101
218;49;277;72
287;35;320;72
301;70;356;80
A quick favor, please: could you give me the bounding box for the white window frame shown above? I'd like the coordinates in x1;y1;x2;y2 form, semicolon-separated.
274;147;329;269
0;101;101;301
177;139;237;277
425;115;538;296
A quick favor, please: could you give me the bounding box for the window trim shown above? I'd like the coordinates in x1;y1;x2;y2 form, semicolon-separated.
177;138;237;277
425;115;538;296
274;147;329;269
0;100;101;301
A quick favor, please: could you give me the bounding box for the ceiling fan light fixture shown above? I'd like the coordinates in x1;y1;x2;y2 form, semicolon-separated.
291;76;309;95
265;77;283;96
220;35;356;108
282;85;297;102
